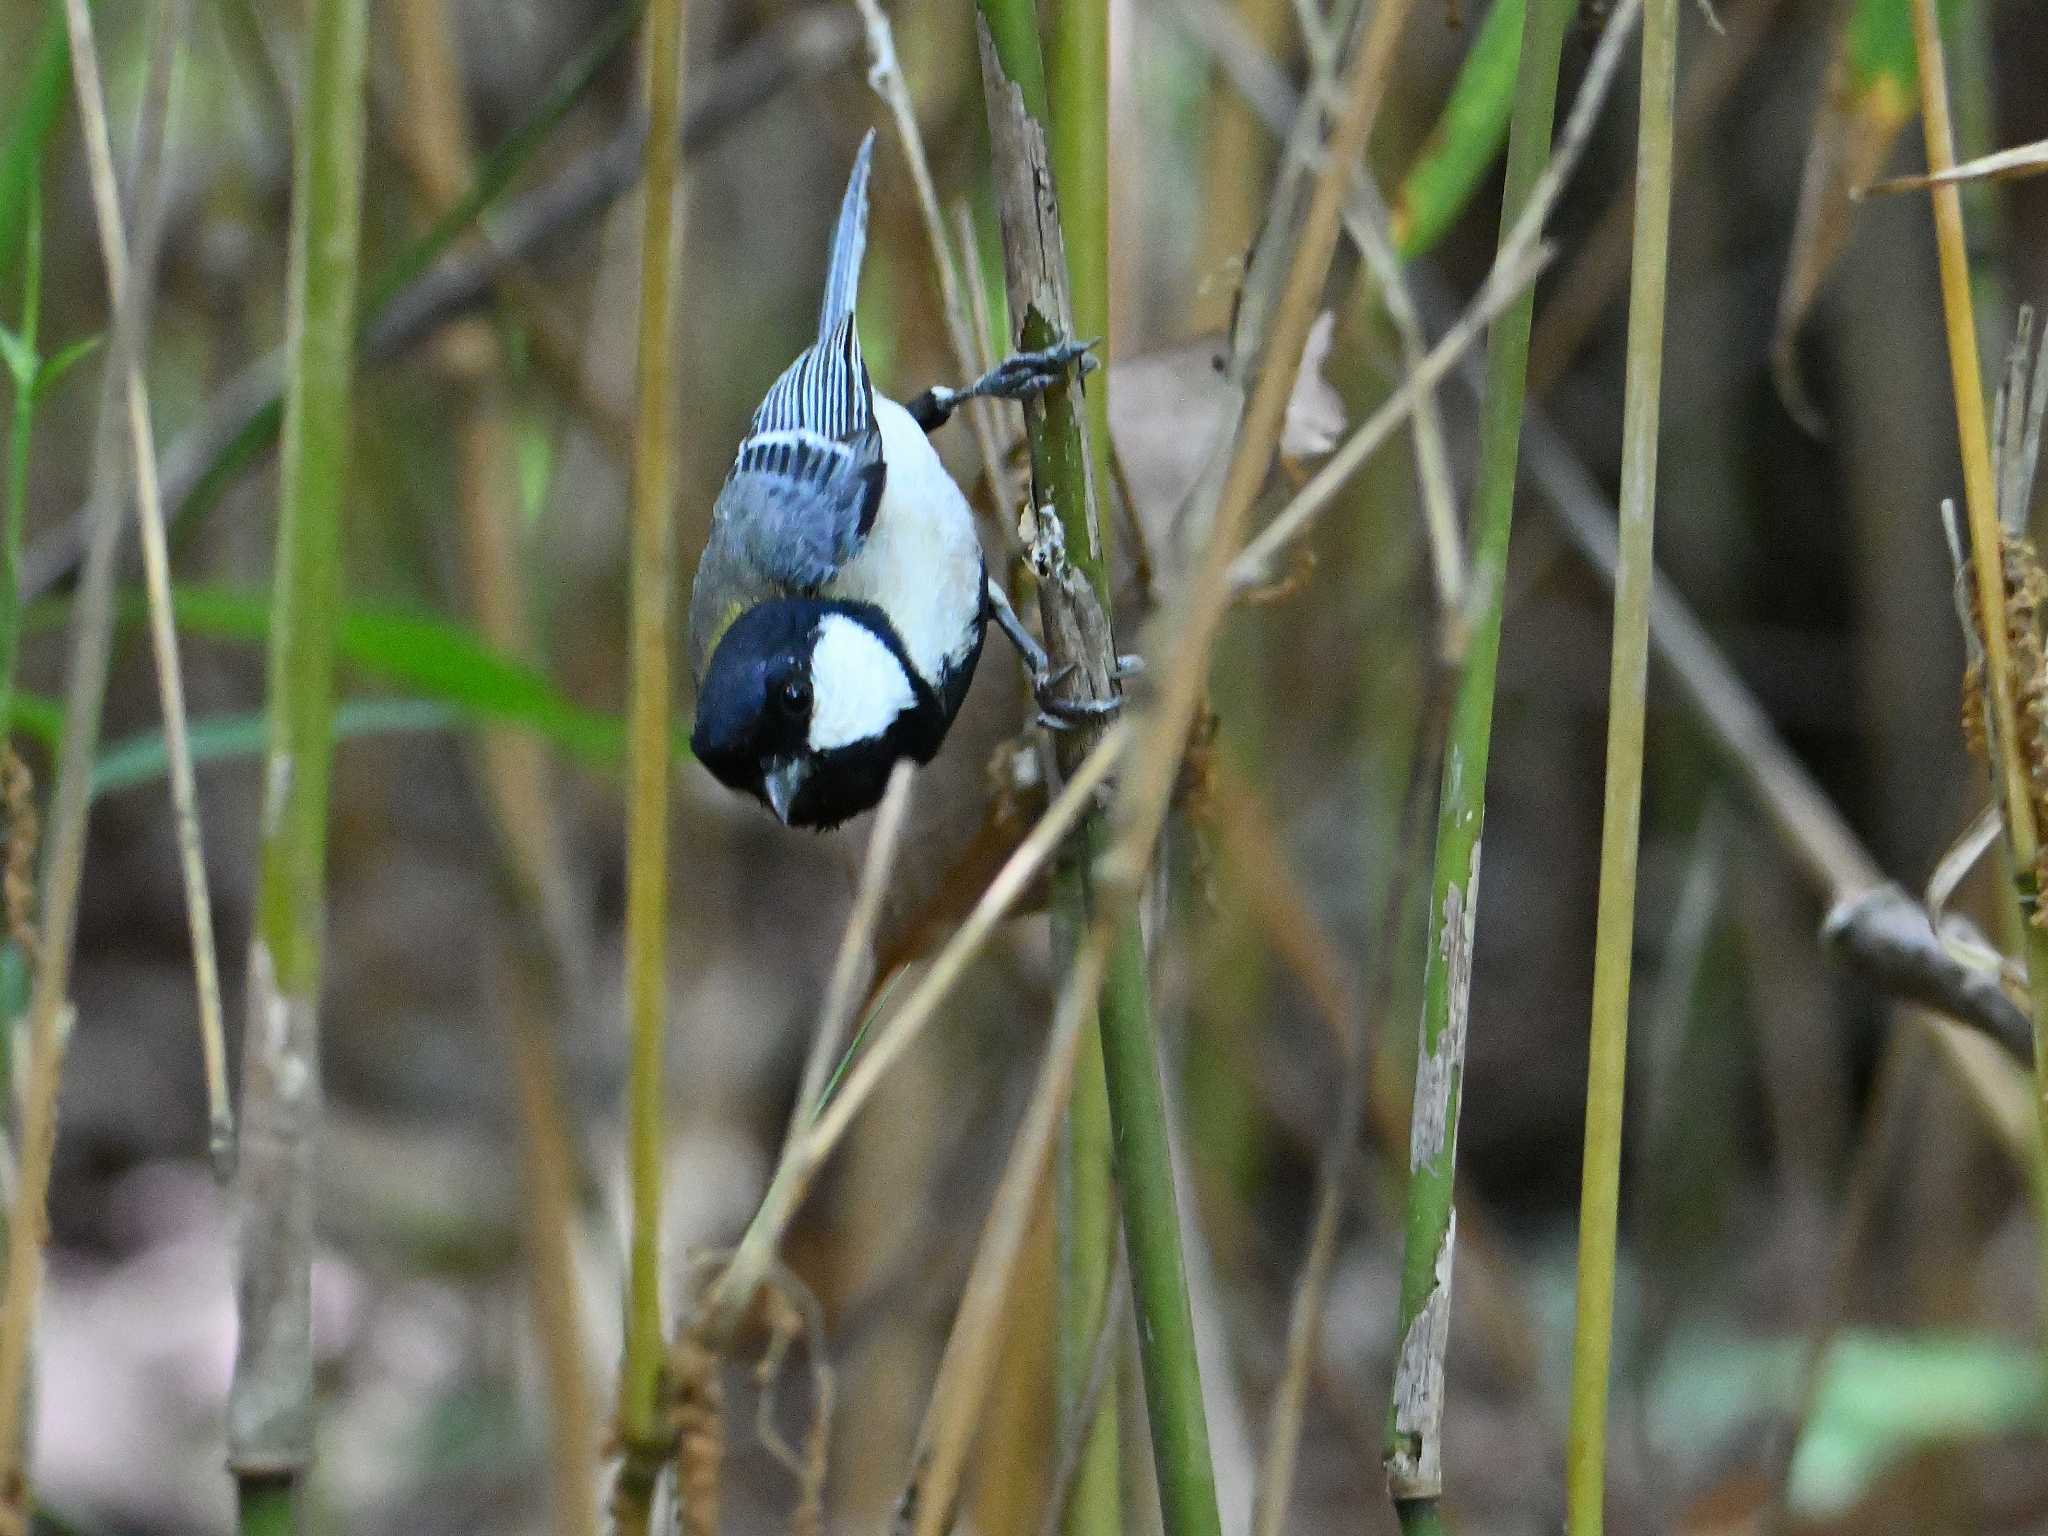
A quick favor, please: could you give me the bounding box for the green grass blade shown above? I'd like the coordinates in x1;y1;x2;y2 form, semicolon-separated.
0;5;70;295
26;584;665;762
1564;0;1678;1524
1392;0;1522;258
0;1;73;735
91;697;455;798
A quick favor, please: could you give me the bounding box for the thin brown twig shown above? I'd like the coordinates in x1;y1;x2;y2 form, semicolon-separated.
787;761;917;1155
1106;0;1421;897
64;0;230;1178
698;723;1128;1341
1035;1246;1129;1536
1863;136;2048;198
1228;241;1549;596
1279;0;1466;648
1525;0;1785;399
1233;0;1647;599
901;926;1105;1536
22;7;863;606
499;936;602;1536
0;0;187;1503
1248;667;1447;1536
850;0;1010;513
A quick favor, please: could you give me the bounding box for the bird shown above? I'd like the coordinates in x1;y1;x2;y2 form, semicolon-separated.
688;130;1107;829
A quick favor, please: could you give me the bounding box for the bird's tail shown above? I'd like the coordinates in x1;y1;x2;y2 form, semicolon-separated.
818;129;876;343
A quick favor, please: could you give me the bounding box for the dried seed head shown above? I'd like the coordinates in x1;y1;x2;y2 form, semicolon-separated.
1;748;38;973
1999;534;2048;924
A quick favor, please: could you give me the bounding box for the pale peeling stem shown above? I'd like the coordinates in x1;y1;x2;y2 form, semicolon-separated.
227;943;320;1477
1387;844;1476;1501
1384;0;1574;1515
229;0;369;1515
1389;1212;1456;1493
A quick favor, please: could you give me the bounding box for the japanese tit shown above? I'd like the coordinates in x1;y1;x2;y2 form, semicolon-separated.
688;130;1092;829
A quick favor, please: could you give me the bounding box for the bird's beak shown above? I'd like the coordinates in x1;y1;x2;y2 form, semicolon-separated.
763;761;803;826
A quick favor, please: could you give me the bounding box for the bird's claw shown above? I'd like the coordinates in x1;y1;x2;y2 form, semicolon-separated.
1036;701;1121;733
1033;665;1123;731
1111;653;1144;681
978;339;1099;403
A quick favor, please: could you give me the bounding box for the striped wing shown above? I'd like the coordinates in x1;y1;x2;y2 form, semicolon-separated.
720;312;886;588
687;133;887;683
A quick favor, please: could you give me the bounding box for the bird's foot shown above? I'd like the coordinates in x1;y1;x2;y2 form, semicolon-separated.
1032;662;1123;732
969;338;1099;404
910;341;1099;433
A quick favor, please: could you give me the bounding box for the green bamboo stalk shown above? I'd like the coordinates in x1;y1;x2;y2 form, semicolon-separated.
1047;3;1119;1532
1092;901;1217;1536
1054;859;1121;1536
1051;0;1111;557
979;9;1220;1536
1383;0;1575;1527
1563;0;1678;1524
612;1;688;1529
226;0;369;1527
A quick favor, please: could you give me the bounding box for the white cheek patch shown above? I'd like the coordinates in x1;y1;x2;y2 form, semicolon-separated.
807;613;916;752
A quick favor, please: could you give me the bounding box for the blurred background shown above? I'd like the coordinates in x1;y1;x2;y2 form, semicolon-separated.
5;0;2048;1531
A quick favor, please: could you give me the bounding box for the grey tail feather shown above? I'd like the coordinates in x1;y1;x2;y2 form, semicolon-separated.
818;129;876;342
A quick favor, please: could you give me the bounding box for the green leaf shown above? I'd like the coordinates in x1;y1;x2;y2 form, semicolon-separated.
1;691;62;752
90;697;458;799
0;323;33;390
1649;1327;2048;1521
1392;0;1523;259
175;585;635;760
1792;1332;2048;1517
1845;0;1917;108
30;331;100;401
21;583;693;765
0;5;70;299
1769;0;1947;431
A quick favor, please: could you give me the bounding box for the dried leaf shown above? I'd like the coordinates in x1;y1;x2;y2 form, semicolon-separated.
1280;310;1345;463
1771;0;1920;435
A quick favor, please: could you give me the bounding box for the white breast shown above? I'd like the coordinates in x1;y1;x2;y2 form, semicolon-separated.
826;396;985;691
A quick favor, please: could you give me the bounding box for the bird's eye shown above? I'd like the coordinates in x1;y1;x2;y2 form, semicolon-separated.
777;675;810;715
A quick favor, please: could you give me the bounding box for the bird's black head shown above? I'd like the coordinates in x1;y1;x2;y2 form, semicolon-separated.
691;598;941;829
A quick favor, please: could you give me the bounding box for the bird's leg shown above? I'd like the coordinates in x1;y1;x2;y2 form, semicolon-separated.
984;574;1122;730
907;339;1099;434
